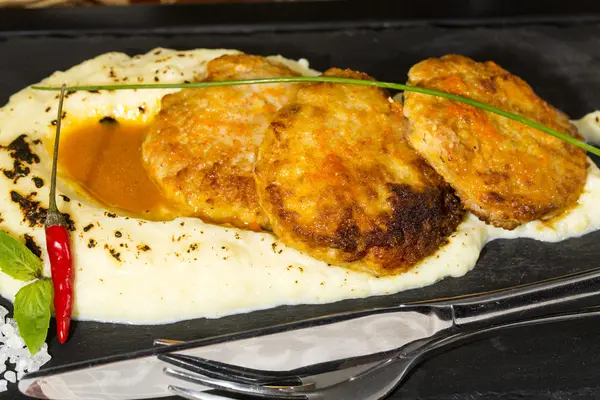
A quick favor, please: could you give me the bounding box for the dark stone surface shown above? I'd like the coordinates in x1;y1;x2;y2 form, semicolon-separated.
0;7;599;400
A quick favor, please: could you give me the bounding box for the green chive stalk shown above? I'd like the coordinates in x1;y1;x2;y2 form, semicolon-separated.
31;77;600;157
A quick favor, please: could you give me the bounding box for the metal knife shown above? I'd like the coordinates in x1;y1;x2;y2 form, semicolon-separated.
19;266;600;400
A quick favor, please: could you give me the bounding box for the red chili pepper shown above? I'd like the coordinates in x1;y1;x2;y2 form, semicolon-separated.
45;84;74;344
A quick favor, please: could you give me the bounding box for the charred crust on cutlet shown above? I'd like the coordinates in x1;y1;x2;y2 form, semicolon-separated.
265;182;463;275
486;191;505;204
270;105;300;140
270;121;287;141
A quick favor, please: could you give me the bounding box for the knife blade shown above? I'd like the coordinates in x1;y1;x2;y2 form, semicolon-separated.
19;305;453;400
22;264;600;400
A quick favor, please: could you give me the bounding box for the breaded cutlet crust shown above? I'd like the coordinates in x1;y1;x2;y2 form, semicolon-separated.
404;55;587;229
255;68;463;277
142;54;301;230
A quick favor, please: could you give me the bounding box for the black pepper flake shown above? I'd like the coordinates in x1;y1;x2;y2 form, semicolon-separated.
104;244;121;261
10;190;75;231
1;135;40;183
59;194;71;202
3;160;30;183
138;106;145;114
99;116;118;126
187;243;198;253
114;231;122;238
109;68;117;78
88;90;99;94
32;176;44;188
137;244;151;252
154;50;162;55
88;238;97;248
154;77;159;82
23;234;42;258
184;80;191;84
83;223;94;232
61;111;67;120
45;107;51;113
105;212;117;218
51;120;57;126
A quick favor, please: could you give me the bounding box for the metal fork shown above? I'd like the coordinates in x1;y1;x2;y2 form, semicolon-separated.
17;267;600;400
163;307;600;400
158;266;600;399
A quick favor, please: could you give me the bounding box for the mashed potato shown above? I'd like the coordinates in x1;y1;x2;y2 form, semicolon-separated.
0;48;598;324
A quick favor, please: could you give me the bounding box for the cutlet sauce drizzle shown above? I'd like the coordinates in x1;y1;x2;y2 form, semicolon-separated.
58;120;173;220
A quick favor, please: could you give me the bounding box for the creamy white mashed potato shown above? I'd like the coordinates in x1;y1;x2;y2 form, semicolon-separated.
573;111;600;145
0;49;598;324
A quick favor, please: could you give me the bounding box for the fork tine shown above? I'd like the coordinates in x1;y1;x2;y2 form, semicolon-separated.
168;385;238;400
163;366;311;399
159;353;305;387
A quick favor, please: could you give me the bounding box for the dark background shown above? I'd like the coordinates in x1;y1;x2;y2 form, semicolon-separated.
1;1;600;399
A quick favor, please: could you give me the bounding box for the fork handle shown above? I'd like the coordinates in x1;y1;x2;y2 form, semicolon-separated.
450;266;600;328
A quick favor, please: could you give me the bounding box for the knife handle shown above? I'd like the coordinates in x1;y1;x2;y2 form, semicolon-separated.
448;266;600;328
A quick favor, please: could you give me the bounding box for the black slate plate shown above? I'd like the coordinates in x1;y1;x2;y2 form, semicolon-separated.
1;2;600;399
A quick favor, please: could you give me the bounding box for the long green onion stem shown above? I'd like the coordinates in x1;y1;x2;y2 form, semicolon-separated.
31;77;600;157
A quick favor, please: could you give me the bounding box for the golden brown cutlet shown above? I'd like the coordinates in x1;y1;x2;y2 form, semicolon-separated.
142;54;301;231
255;68;463;277
403;55;588;229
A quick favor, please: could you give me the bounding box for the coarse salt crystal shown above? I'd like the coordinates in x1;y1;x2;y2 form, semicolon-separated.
6;318;18;332
6;335;24;349
4;371;15;383
0;305;52;387
0;324;14;337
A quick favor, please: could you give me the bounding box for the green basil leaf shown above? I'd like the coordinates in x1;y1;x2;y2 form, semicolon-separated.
0;231;42;281
14;278;53;355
